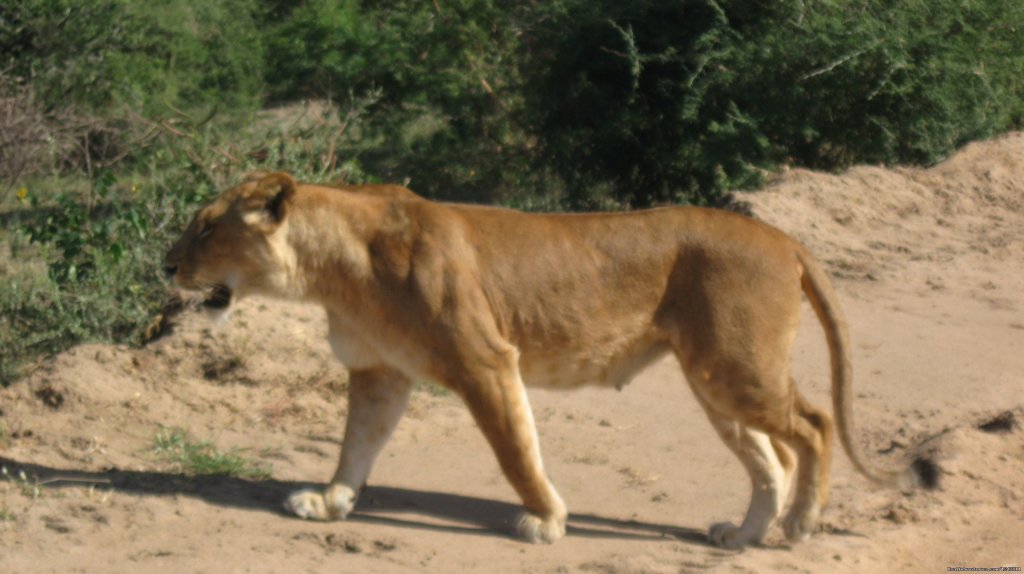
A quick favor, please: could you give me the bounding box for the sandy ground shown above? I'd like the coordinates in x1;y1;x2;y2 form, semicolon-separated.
2;134;1023;573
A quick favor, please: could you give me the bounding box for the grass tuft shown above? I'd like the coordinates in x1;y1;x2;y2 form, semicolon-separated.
151;427;272;480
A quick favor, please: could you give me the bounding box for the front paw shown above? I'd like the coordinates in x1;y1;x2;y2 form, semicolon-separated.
284;485;357;521
284;488;329;520
516;511;566;544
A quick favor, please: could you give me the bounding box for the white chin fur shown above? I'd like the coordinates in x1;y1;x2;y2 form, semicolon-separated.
201;303;232;323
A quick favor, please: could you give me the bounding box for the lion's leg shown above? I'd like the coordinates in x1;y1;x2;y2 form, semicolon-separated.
285;368;411;521
454;365;567;544
772;436;797;505
693;392;790;549
779;391;833;543
694;383;832;545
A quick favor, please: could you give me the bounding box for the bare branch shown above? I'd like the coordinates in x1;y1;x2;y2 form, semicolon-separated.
799;47;872;81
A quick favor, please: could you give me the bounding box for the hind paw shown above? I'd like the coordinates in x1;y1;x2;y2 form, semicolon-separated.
782;506;819;543
708;521;763;549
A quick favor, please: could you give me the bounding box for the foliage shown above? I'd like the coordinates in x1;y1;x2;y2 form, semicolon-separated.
265;0;535;203
521;0;1024;207
1;172;193;384
262;0;364;101
1;0;125;110
0;0;265;114
521;1;761;207
0;75;54;193
737;0;1024;169
256;0;1024;208
5;0;1021;206
118;0;267;114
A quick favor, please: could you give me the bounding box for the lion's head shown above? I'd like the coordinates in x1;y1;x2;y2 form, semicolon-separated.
164;172;298;315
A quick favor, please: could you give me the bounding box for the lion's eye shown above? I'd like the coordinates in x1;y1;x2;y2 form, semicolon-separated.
198;226;214;240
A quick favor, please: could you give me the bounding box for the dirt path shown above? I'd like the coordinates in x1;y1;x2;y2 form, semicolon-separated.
2;134;1023;573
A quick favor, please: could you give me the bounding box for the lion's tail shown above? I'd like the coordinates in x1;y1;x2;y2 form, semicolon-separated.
796;247;939;490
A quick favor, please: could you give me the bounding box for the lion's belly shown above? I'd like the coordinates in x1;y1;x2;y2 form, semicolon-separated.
518;336;671;390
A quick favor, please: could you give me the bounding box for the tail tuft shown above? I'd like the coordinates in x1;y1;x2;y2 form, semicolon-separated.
912;457;941;490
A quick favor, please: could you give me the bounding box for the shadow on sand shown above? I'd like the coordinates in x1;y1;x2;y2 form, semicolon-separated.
1;456;710;545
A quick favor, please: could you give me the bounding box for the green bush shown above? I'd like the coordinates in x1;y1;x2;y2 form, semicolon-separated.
263;0;535;203
521;1;763;207
0;0;265;114
520;0;1024;208
255;0;1024;208
262;0;364;101
1;171;198;384
0;0;128;110
735;0;1024;169
118;0;266;114
4;1;1022;208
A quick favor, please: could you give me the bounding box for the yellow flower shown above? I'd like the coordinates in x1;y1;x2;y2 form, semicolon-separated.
16;186;28;202
130;184;139;194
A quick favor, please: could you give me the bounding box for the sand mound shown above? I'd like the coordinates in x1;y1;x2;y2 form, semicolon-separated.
746;132;1024;283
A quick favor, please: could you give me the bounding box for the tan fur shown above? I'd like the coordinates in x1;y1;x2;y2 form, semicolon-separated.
165;172;920;547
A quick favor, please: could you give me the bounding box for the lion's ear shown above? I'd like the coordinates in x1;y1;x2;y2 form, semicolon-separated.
254;172;297;222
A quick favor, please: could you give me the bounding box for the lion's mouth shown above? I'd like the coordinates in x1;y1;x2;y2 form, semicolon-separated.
202;284;232;310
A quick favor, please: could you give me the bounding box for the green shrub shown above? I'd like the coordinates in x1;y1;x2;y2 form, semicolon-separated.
117;0;266;114
520;0;1024;208
521;1;768;207
0;0;127;110
262;0;364;101
263;0;536;204
1;171;197;384
0;0;265;114
732;0;1024;169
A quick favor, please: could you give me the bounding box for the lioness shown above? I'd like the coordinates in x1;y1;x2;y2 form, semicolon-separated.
164;172;933;548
